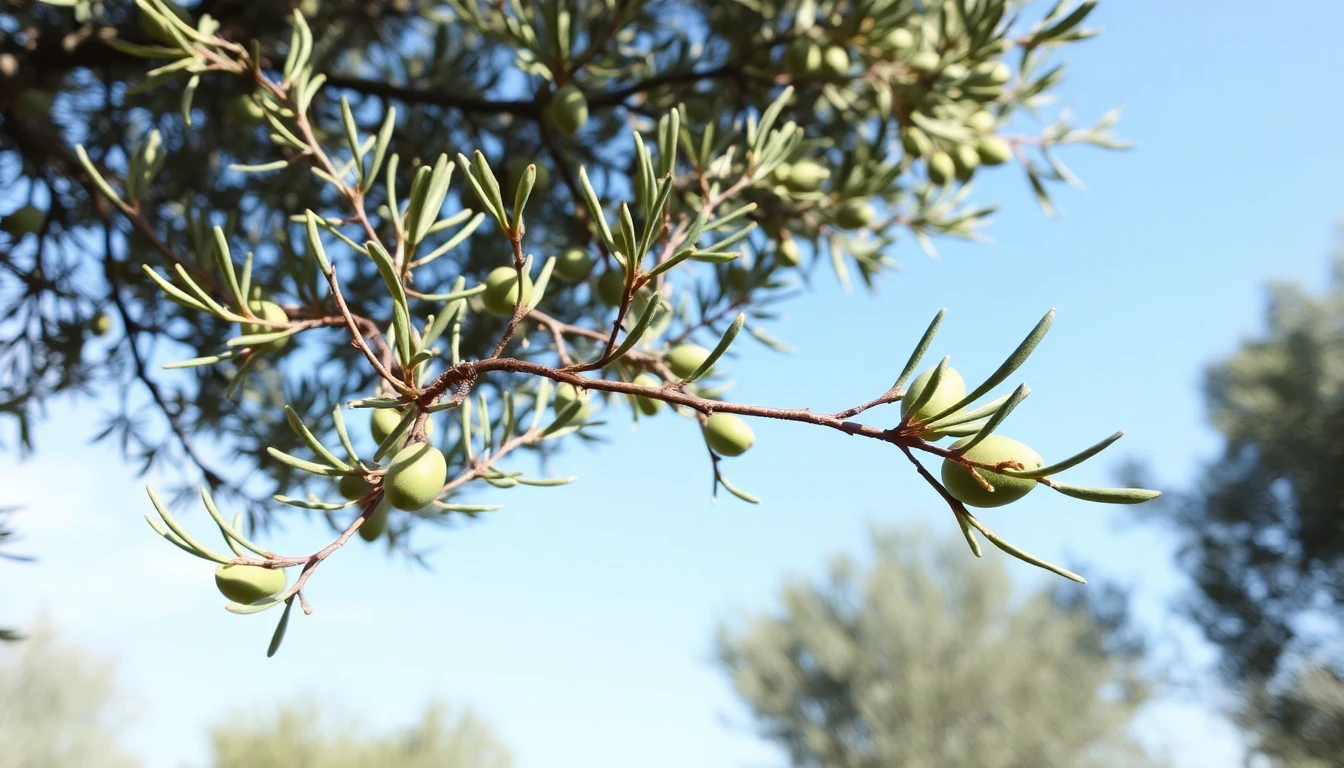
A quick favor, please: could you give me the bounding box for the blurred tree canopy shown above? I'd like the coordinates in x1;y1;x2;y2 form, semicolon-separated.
0;627;140;768
717;528;1159;768
208;699;512;768
1163;228;1344;764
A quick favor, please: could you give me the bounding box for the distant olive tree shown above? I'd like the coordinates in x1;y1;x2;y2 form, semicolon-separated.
718;527;1159;768
0;628;140;768
208;699;512;768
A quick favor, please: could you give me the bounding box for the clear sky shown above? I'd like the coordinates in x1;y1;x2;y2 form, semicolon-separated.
4;1;1344;766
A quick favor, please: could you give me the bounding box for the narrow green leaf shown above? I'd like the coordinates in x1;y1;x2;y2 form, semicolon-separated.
1050;483;1161;505
928;309;1054;422
684;313;745;383
265;447;344;477
266;598;294;657
893;309;946;390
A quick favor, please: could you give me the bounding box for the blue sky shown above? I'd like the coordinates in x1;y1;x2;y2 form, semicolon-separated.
4;0;1344;766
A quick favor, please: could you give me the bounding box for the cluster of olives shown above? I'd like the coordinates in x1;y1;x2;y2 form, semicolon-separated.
901;364;1044;508
784;35;855;79
341;409;448;543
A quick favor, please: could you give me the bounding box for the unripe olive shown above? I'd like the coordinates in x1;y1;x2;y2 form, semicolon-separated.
771;163;794;184
927;151;955;185
966;110;996;134
338;473;369;501
481;266;534;316
370;408;434;446
242;300;289;353
953;144;981;181
821;45;851;76
976;136;1013;166
596;268;625;307
901;127;932;158
907;51;941;74
553;382;592;424
939;63;968;81
885;28;915;52
900;365;966;424
973;61;1012;85
632;373;664;415
553;248;594;283
666;344;711;379
506;157;550;195
940;434;1043;508
383;442;448;511
2;205;44;237
14;89;54;120
90;312;113;337
787;161;830;191
214;564;286;605
549;84;589;136
704;413;755;457
777;236;802;268
229;95;265;125
359;499;390;542
785;39;823;75
835;200;874;230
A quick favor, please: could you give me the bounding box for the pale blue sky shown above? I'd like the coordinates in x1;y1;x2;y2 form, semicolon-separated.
4;1;1344;766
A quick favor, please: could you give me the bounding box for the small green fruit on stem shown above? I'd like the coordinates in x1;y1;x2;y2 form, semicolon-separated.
215;564;286;605
553;382;592;424
338;473;369;500
370;408;434;446
481;266;534;316
940;434;1043;507
835;200;875;230
928;151;955;185
242;300;290;353
383;442;448;511
550;84;589;136
666;344;711;379
900;365;966;424
358;499;390;542
777;236;802;268
631;373;664;415
554;248;594;283
704;413;755;457
596;268;625;307
976;136;1013;166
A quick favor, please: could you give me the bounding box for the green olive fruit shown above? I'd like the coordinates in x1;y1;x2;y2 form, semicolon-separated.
370;408;433;446
481;266;534;316
821;45;851;76
338;474;369;501
771;163;793;184
229;95;265;125
704;413;755;457
242;300;289;353
901;127;932;158
596;268;625;307
214;564;286;605
885;28;915;52
553;382;592;424
966;110;996;134
137;2;191;44
901;365;966;424
725;266;751;292
383;442;448;511
953;144;981;181
549;84;589;136
787;161;830;191
506;157;550;195
358;499;390;542
835;200;874;230
939;63;968;81
666;344;711;379
927;151;955;186
14;89;55;120
940;434;1043;508
973;60;1012;85
90;312;113;337
907;51;941;74
2;205;44;237
976;136;1013;166
785;39;822;75
777;236;802;268
553;248;594;283
632;373;664;415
